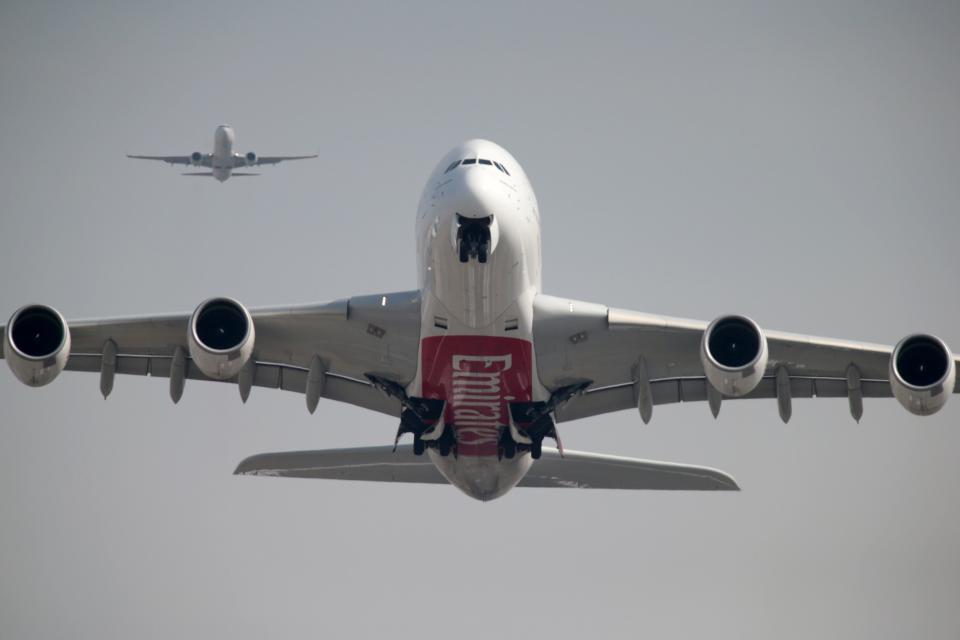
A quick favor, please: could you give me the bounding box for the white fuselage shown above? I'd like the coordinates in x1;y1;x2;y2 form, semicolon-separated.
211;125;236;182
412;140;548;500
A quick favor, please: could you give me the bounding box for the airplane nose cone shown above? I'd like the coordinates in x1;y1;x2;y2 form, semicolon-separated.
448;166;514;219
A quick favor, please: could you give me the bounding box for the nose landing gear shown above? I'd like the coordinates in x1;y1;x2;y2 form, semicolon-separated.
456;214;492;263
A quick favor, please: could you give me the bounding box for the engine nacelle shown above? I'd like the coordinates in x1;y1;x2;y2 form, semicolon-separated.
187;297;255;380
700;315;769;397
245;151;257;167
190;151;203;166
890;334;955;416
4;304;71;387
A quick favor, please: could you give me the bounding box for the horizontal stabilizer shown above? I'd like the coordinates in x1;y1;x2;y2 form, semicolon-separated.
234;446;738;491
235;445;443;484
519;449;738;490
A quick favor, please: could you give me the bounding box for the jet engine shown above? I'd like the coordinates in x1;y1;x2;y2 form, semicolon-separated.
245;151;257;167
889;334;955;416
187;298;255;380
700;315;768;397
3;304;71;387
190;151;203;166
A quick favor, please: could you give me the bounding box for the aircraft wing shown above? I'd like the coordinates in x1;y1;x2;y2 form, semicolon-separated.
0;291;421;416
532;294;960;423
234;154;318;167
235;445;739;490
127;154;211;167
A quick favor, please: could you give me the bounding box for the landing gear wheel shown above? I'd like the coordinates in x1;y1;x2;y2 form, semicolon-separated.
413;436;425;456
531;440;542;460
502;438;516;459
459;243;469;263
438;437;452;457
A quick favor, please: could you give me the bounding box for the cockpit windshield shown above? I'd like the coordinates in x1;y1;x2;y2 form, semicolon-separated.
444;158;510;175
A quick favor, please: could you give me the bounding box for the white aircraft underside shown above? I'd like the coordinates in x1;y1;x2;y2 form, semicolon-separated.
4;139;958;500
127;124;317;182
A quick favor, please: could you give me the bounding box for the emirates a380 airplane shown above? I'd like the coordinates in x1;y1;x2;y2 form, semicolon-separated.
128;124;317;182
4;140;958;500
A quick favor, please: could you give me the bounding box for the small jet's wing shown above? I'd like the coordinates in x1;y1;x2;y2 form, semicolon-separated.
127;154;211;167
234;154;318;167
0;291;421;416
234;446;738;491
532;294;960;423
181;172;214;177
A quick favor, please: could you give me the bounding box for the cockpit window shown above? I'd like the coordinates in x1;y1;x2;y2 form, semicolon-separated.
447;158;511;174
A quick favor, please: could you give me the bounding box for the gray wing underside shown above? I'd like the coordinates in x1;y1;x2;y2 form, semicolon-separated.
532;294;960;423
233;154;318;167
234;445;739;491
127;154;212;167
0;291;422;417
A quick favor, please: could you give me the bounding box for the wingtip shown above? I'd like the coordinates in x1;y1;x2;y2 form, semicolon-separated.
716;473;740;491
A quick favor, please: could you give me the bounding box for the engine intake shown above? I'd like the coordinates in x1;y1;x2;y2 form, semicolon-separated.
890;334;955;416
700;315;768;397
190;151;202;166
188;298;254;380
4;304;71;386
245;151;257;166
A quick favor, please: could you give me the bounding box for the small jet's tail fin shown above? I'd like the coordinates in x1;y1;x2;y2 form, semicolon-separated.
234;446;739;491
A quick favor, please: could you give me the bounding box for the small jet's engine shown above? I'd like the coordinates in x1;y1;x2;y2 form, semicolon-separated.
187;298;255;380
245;151;257;167
700;315;769;397
190;151;203;166
3;304;71;387
890;334;955;416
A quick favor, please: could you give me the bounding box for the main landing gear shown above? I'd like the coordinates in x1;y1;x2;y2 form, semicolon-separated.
366;373;454;458
499;380;593;460
367;373;593;460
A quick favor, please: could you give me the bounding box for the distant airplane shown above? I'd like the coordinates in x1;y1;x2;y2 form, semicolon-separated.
4;139;958;500
127;124;317;182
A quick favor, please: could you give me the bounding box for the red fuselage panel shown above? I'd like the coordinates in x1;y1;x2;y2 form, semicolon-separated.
420;336;533;456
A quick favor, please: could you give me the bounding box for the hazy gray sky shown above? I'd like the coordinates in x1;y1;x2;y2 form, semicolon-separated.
1;1;959;638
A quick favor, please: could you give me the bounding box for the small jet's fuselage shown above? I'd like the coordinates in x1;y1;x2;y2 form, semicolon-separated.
211;125;236;182
412;140;546;500
128;124;316;180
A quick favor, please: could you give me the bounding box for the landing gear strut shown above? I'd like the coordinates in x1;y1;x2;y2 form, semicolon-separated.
498;380;593;460
366;373;449;457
